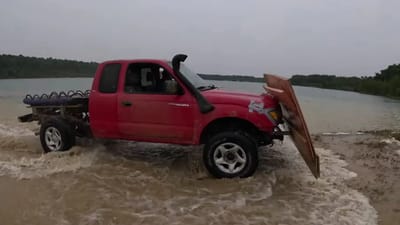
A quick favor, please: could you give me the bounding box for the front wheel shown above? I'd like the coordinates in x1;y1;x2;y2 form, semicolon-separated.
203;132;258;178
40;118;75;153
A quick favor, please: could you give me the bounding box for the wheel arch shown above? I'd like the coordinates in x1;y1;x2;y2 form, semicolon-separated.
199;117;270;145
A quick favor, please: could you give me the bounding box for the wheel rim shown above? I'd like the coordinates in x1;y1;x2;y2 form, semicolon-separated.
44;127;62;151
213;142;247;174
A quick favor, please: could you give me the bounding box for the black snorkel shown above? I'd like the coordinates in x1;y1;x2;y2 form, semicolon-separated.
172;54;214;114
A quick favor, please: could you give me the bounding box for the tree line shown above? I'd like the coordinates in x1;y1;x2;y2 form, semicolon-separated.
1;54;399;98
198;74;264;82
0;54;97;78
0;54;264;82
290;64;400;98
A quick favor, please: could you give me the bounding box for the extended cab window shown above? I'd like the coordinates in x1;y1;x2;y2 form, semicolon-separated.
124;63;178;94
99;63;121;93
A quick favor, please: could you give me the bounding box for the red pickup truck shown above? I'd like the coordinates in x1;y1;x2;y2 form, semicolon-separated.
19;54;319;179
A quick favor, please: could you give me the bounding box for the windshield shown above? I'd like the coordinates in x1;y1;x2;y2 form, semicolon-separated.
169;62;213;89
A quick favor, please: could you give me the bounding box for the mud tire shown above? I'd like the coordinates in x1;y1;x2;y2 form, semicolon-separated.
40;118;75;153
203;132;258;178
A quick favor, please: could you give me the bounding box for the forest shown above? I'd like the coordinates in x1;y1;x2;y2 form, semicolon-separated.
1;54;399;98
0;54;97;78
0;54;263;82
290;64;400;98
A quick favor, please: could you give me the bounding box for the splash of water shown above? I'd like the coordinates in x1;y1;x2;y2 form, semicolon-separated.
0;122;377;225
0;146;102;179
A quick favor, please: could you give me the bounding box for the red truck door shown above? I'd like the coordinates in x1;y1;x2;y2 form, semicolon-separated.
117;62;197;144
89;63;122;139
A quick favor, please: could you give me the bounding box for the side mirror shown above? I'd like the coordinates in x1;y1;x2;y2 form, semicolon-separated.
165;80;184;95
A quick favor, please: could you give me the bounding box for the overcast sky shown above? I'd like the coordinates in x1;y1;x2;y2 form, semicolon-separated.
1;0;399;77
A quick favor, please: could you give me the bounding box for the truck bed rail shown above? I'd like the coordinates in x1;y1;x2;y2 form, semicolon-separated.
23;90;90;106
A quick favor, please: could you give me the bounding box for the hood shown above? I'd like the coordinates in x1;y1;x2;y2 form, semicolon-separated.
201;88;278;108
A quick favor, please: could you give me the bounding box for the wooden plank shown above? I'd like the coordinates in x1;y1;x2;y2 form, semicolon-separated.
265;74;320;178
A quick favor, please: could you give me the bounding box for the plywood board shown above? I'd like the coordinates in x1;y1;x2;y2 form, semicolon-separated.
264;74;320;178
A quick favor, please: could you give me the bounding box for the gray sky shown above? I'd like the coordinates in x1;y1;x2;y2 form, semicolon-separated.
1;0;399;77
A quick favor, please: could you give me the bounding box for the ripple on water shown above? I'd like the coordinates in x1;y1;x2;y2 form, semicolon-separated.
37;141;376;225
0;145;102;179
0;123;377;225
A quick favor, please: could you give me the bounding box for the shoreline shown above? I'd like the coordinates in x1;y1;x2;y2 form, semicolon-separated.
313;131;400;225
2;76;399;100
0;76;93;80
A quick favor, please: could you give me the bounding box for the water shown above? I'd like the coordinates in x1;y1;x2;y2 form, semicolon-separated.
1;78;399;133
1;77;399;225
213;80;400;133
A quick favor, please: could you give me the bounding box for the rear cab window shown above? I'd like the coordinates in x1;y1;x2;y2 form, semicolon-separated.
99;63;121;93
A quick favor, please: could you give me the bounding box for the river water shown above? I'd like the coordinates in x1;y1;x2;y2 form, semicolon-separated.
1;78;399;225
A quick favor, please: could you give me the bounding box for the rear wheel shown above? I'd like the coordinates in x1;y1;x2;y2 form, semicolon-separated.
40;119;75;153
203;132;258;178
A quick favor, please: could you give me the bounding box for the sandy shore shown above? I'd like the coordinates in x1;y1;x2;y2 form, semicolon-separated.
313;131;400;225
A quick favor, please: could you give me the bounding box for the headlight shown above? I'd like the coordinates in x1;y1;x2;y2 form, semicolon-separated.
268;107;283;124
268;110;280;121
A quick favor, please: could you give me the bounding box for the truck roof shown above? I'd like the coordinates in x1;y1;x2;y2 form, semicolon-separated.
100;59;169;65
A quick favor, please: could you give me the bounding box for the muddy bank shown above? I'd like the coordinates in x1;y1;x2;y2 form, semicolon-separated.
313;132;400;225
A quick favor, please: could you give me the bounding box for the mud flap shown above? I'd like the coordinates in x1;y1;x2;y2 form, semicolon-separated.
264;74;320;178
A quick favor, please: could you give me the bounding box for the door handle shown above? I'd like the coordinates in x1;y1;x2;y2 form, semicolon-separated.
121;101;132;107
168;103;190;107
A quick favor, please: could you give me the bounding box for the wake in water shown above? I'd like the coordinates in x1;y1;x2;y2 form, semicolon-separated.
0;123;103;179
0;146;102;179
0;123;377;225
0;123;34;136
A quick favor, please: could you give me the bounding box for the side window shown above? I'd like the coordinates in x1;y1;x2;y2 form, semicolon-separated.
99;63;121;93
124;63;178;94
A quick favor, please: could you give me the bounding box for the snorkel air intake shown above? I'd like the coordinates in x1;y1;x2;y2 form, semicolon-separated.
172;54;214;114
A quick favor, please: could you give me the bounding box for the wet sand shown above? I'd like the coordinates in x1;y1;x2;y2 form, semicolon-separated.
313;132;400;225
